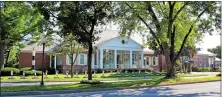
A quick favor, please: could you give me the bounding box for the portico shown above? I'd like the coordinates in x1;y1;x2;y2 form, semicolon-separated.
94;36;144;70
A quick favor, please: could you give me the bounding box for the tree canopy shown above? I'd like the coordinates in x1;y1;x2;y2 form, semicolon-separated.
113;1;221;78
0;2;45;68
208;45;221;59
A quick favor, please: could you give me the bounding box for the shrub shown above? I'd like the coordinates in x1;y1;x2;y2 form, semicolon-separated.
47;67;56;74
192;66;200;72
20;67;31;71
23;70;42;76
216;74;221;76
1;67;20;76
80;80;103;84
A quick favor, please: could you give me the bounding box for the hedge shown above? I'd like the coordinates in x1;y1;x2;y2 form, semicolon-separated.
1;67;20;76
23;70;42;76
20;67;31;71
192;66;221;72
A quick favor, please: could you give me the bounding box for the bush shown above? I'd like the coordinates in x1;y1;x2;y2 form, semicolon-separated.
47;67;56;74
80;80;103;85
20;67;31;71
23;70;42;76
216;74;221;76
192;66;201;72
1;67;20;76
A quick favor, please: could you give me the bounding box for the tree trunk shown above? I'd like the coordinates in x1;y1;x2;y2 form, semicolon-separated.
71;53;79;78
5;48;11;66
70;55;74;78
165;55;176;79
0;42;5;69
87;42;93;80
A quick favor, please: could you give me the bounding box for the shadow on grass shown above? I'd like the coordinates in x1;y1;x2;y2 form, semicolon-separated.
26;83;220;97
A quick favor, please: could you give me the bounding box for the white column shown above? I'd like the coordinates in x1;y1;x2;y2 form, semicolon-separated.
114;50;117;69
49;55;52;67
141;51;144;68
100;49;103;69
54;55;57;70
130;50;132;69
96;50;99;68
32;48;35;70
92;54;94;69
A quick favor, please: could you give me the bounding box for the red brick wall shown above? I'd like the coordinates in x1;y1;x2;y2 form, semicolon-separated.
19;52;50;69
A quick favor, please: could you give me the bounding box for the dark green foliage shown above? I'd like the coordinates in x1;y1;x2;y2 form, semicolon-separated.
1;67;20;76
47;67;56;74
208;46;221;59
192;65;201;72
80;80;103;85
20;67;31;71
23;70;42;76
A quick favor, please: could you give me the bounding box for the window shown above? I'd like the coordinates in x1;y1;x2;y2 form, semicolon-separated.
80;54;85;65
146;57;150;65
67;55;72;65
152;57;158;66
103;49;114;69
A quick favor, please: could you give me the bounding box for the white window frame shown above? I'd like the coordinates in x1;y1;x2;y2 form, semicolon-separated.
145;56;150;66
152;56;158;66
79;54;85;65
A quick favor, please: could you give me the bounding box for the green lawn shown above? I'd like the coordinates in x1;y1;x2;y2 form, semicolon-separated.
1;72;212;83
1;76;220;92
1;72;159;83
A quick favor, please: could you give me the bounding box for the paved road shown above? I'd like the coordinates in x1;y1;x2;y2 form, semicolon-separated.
11;81;220;97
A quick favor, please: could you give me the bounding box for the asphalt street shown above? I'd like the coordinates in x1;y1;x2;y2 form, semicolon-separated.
11;81;220;97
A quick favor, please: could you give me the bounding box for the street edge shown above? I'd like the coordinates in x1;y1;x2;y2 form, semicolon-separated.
1;80;220;96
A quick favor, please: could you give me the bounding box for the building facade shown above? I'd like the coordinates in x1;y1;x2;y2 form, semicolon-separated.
19;29;218;73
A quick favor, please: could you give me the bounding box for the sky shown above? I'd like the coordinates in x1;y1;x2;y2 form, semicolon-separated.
195;32;220;51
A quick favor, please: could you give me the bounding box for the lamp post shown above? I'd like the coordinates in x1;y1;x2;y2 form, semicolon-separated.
40;35;46;87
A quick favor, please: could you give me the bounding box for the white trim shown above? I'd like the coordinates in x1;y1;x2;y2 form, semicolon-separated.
54;55;57;69
130;50;132;68
141;51;144;68
96;36;142;48
100;49;103;68
49;55;52;67
114;49;117;69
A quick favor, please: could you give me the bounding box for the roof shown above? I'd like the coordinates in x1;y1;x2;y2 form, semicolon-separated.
197;50;216;56
20;43;56;53
215;57;221;61
94;28;145;46
21;28;154;53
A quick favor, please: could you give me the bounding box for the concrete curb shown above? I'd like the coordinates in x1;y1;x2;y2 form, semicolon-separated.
1;80;220;96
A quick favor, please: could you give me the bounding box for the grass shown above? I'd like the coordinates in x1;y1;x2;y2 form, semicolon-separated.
1;76;220;92
1;72;211;83
1;72;160;83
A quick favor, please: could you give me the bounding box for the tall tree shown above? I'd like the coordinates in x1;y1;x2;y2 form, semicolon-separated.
114;1;220;78
0;2;44;69
208;45;221;59
57;1;113;80
51;34;83;78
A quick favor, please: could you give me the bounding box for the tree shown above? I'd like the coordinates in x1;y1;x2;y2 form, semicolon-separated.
208;46;221;59
114;1;220;78
52;34;83;78
0;2;44;69
56;1;113;80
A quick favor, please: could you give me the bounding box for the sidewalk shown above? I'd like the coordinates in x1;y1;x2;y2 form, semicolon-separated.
191;72;220;76
1;79;151;87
